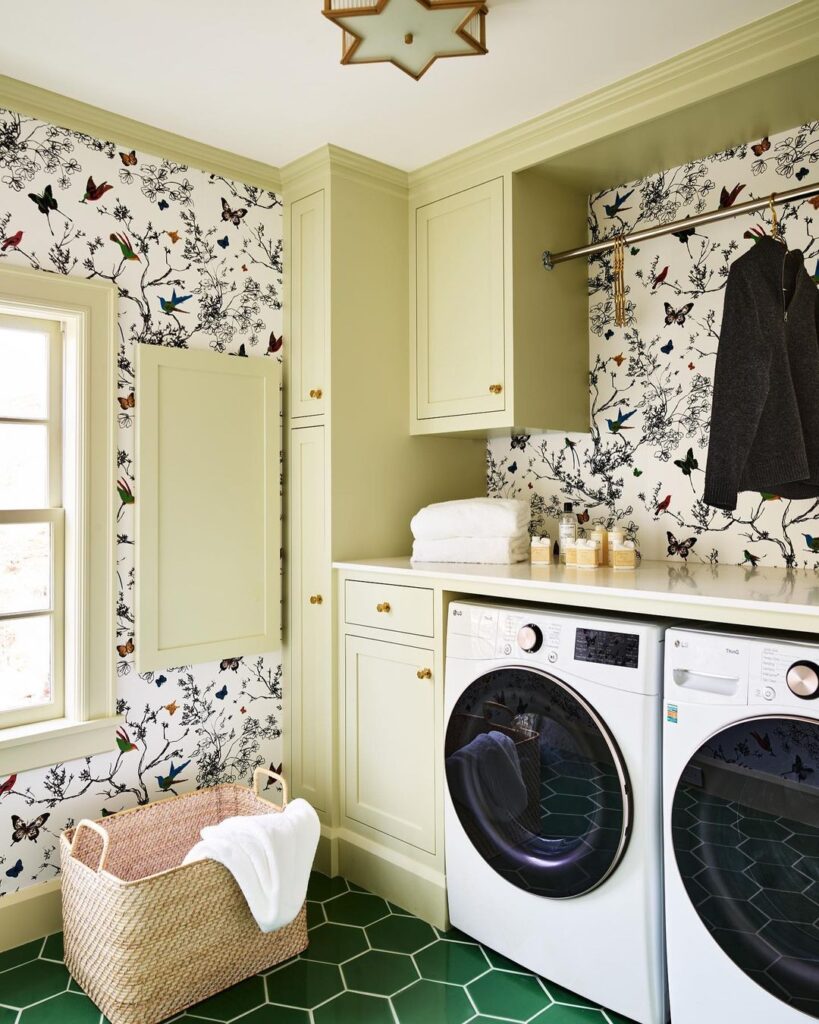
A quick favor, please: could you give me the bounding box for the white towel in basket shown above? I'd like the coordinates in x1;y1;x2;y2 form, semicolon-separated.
183;797;320;932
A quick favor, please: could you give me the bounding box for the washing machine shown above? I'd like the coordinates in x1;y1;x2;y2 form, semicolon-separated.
665;626;819;1022
444;601;668;1024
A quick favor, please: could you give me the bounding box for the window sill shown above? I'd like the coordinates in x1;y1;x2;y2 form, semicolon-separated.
0;715;123;775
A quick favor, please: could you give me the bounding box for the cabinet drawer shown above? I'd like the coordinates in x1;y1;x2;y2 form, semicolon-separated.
345;581;434;637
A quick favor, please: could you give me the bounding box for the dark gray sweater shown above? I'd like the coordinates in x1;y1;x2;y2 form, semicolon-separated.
704;237;819;511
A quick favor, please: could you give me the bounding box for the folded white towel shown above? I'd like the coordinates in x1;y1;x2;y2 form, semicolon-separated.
411;498;530;541
183;798;320;932
412;534;529;564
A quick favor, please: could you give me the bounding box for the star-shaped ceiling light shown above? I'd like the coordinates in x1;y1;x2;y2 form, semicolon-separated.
323;0;488;81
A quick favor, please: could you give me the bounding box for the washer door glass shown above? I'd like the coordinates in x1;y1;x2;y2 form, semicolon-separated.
445;667;631;900
672;716;819;1019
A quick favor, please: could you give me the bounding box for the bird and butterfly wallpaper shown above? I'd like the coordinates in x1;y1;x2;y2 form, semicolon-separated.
0;106;284;894
488;119;819;569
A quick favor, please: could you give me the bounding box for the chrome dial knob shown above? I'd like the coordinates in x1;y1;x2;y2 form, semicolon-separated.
517;624;543;653
786;661;819;700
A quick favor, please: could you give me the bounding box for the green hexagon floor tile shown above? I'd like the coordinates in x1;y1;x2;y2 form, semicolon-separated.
0;871;636;1024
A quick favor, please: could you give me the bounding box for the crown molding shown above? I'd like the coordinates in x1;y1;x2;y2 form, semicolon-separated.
281;144;408;200
0;75;282;194
408;0;819;194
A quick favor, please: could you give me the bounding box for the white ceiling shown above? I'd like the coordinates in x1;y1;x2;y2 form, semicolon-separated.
0;0;796;172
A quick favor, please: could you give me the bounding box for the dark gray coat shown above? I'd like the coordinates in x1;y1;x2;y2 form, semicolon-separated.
704;237;819;511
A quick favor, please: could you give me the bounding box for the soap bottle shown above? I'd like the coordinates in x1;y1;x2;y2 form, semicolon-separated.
558;502;577;565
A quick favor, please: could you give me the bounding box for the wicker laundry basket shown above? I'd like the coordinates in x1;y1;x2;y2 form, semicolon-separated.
60;768;308;1024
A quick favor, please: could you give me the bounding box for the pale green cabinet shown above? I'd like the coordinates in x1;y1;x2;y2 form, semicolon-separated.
289;190;327;419
343;634;437;854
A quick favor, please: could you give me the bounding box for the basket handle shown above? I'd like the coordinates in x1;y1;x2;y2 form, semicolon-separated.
253;767;289;808
70;819;110;873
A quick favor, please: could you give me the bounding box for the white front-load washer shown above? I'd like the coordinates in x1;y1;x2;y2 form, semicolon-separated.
665;626;819;1023
444;602;668;1024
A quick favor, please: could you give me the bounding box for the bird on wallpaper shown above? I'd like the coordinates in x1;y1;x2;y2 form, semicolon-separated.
655;494;672;515
812;260;819;284
268;331;283;354
117;478;134;509
0;774;17;798
159;289;192;315
606;407;637;433
1;230;22;250
719;183;745;208
604;189;634;217
742;550;761;568
802;534;819;554
110;232;140;261
760;492;781;501
156;760;191;792
652;266;669;289
115;727;138;753
82;176;113;203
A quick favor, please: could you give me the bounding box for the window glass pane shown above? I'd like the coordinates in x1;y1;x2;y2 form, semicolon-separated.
0;327;48;419
0;423;48;508
0;522;50;613
0;615;52;712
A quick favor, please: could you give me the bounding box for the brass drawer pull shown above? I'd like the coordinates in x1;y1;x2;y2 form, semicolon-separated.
376;602;391;613
309;594;323;605
488;383;503;395
417;668;432;680
309;388;323;399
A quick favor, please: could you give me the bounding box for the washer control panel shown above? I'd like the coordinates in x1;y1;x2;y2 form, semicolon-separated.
575;628;640;669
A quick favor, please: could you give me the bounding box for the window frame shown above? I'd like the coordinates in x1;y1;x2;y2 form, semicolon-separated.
0;265;121;775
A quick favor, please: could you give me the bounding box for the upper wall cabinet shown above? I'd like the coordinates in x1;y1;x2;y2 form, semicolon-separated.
410;171;590;437
290;190;327;418
136;345;280;671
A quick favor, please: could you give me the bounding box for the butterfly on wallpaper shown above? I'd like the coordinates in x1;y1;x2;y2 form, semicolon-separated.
688;362;695;370
507;461;517;474
742;550;761;568
603;189;634;218
157;199;169;210
28;184;58;222
221;197;247;227
119;149;138;167
576;508;590;526
82;176;113;203
630;247;640;256
751;136;771;157
661;339;674;355
664;302;693;327
264;763;283;790
672;225;695;244
612;353;625;366
268;331;283;354
809;196;819;210
795;167;809;181
220;657;243;672
604;329;614;340
166;230;181;244
673;448;701;488
241;264;248;272
784;755;814;782
5;858;23;879
118;393;135;410
11;814;50;844
719;183;745;208
163;701;179;716
510;434;530;451
116;638;134;658
633;468;643;477
652;266;668;289
666;531;697;560
217;236;229;249
154;674;168;688
215;684;228;700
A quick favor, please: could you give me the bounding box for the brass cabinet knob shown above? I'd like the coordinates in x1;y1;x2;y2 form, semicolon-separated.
489;383;503;395
376;602;391;613
309;388;323;399
416;668;432;680
309;594;323;605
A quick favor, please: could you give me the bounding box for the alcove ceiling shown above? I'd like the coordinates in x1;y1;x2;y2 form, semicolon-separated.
0;0;796;171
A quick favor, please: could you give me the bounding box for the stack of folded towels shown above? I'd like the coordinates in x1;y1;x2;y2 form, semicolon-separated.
410;497;530;564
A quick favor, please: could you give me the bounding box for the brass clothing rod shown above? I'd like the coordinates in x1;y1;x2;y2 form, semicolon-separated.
541;181;819;270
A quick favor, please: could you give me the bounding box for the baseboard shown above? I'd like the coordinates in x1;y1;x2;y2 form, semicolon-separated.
332;828;449;931
0;878;62;953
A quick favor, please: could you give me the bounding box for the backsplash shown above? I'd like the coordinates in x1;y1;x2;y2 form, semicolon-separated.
0;107;283;894
488;120;819;569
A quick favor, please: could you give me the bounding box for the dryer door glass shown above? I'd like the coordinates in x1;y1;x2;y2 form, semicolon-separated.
445;667;631;899
672;716;819;1019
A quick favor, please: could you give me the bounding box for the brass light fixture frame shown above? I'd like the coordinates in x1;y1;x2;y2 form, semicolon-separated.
323;0;488;81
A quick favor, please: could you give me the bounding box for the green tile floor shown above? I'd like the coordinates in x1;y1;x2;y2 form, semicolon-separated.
0;873;635;1023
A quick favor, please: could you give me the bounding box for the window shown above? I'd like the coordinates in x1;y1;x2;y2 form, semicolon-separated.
0;264;120;775
0;313;64;729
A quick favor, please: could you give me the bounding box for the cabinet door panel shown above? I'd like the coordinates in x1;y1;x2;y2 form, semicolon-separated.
289;425;331;815
345;635;436;853
416;179;505;421
136;346;280;670
290;191;326;418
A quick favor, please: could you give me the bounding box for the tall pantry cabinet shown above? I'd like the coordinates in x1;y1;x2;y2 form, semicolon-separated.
282;147;485;877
